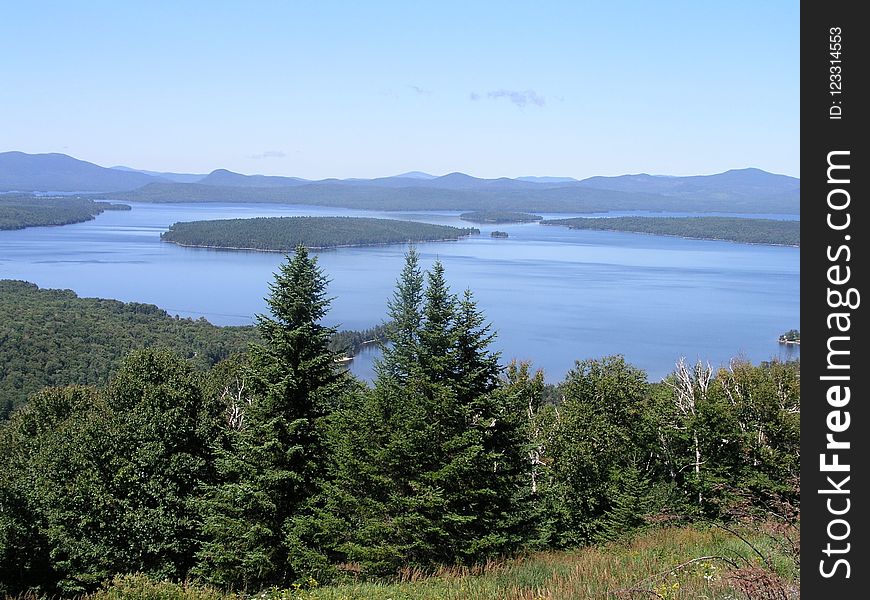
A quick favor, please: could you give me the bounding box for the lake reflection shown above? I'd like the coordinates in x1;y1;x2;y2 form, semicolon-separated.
0;202;799;382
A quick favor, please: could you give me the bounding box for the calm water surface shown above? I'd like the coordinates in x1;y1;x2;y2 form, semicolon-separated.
0;202;799;382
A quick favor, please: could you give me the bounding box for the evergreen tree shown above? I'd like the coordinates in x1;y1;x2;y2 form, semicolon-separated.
378;247;424;382
196;246;347;588
597;463;651;543
419;261;457;382
324;256;528;575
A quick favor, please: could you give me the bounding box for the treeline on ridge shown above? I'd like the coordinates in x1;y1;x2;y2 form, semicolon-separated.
543;216;800;246
0;195;130;230
459;211;543;224
99;181;800;214
0;247;800;596
160;216;479;251
0;280;384;419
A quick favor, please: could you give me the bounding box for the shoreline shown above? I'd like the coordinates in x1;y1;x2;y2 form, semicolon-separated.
539;222;800;248
160;234;477;253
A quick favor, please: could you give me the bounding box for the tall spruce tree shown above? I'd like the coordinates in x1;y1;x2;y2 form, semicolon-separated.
419;261;457;382
324;253;528;575
196;246;347;589
378;246;424;382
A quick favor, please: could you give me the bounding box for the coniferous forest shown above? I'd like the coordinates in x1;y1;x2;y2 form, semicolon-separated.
0;196;130;230
160;217;478;251
0;248;800;598
542;216;800;246
0;281;385;419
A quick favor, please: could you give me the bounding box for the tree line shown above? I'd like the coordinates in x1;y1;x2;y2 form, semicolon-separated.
542;216;800;246
0;280;384;420
0;248;800;596
99;181;800;215
160;217;479;251
0;195;130;230
459;211;543;224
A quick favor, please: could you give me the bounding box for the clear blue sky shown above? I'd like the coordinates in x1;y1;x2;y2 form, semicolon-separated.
1;1;799;179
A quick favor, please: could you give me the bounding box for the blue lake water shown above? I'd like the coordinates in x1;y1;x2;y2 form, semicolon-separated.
0;202;799;382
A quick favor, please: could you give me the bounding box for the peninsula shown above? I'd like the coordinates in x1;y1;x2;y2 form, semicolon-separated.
542;216;799;246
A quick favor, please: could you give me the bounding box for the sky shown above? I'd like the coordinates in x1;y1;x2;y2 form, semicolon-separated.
0;1;799;180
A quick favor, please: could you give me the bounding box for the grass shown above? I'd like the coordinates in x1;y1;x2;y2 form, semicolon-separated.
70;523;798;600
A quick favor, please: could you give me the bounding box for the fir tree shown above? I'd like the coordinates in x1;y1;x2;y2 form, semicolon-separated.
378;247;424;382
419;260;457;382
325;258;528;575
196;246;347;588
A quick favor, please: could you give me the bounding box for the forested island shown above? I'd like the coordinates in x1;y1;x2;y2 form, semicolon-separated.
542;216;800;246
0;195;130;230
0;250;799;598
0;280;385;418
779;329;800;344
460;210;543;224
491;230;509;238
160;216;479;251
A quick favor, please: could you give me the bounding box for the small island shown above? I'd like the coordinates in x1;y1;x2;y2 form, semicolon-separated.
460;210;543;224
0;195;130;230
160;216;479;252
542;216;799;246
490;230;509;239
778;329;800;345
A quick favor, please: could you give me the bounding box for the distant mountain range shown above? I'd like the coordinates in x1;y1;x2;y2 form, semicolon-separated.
0;151;800;214
0;152;159;192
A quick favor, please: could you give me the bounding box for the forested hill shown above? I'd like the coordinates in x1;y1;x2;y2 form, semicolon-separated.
101;180;800;214
0;281;256;418
0;195;130;230
459;210;543;223
0;281;383;418
160;216;479;251
542;216;800;246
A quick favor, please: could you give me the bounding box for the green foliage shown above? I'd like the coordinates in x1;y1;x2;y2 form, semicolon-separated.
326;324;389;357
377;247;425;383
160;217;478;252
778;329;800;343
543;216;800;246
196;247;350;589
0;280;390;420
319;252;528;577
0;194;129;230
100;180;799;214
538;356;651;546
0;351;218;594
0;280;256;419
459;211;542;224
651;358;801;515
0;254;802;596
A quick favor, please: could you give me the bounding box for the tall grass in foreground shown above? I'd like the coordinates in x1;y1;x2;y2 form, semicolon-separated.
18;523;800;600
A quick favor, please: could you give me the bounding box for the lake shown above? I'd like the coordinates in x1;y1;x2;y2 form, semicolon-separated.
0;202;800;382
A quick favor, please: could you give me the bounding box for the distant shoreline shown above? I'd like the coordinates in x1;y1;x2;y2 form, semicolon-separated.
541;218;800;248
161;235;475;253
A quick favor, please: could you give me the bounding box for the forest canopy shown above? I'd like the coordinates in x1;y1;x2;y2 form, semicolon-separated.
0;250;800;598
542;216;800;246
459;211;543;224
0;280;382;418
160;216;479;251
98;181;800;214
0;195;130;230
